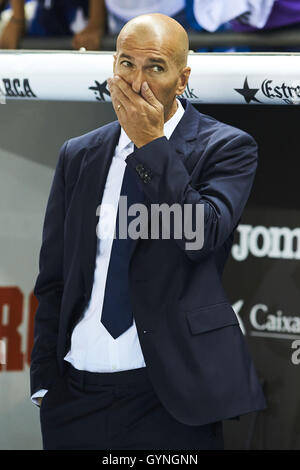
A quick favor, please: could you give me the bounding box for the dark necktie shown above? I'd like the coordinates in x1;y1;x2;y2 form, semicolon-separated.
100;150;145;338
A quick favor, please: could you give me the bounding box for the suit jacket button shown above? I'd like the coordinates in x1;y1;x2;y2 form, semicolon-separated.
136;164;144;174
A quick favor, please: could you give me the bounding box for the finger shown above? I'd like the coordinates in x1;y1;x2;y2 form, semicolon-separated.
108;81;127;114
109;86;128;108
108;78;131;108
141;81;161;109
111;98;126;116
113;75;145;105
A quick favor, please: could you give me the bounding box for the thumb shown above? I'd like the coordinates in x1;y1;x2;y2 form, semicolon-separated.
141;81;158;106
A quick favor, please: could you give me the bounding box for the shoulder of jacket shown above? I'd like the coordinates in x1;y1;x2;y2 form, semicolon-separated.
196;110;257;147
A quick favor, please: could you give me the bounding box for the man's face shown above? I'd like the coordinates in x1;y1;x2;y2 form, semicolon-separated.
113;32;190;120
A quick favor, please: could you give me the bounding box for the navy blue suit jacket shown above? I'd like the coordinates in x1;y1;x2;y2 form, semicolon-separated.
30;98;266;425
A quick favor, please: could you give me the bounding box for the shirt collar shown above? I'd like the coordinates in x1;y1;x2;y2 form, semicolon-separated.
164;98;185;140
118;98;185;152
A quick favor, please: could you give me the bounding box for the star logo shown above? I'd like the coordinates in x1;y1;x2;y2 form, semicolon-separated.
234;77;261;104
89;80;111;102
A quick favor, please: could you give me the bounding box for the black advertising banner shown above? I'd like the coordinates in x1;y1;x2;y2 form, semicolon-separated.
197;104;300;449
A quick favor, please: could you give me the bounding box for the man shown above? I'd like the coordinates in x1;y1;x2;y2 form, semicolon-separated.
30;13;266;450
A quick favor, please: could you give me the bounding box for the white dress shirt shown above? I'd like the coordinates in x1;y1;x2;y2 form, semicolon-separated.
192;0;274;32
105;0;185;22
31;99;185;404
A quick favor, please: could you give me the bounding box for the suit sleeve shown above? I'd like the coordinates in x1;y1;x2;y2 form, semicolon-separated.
30;140;68;396
125;130;258;263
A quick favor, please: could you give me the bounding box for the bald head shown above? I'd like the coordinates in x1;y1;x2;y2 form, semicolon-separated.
116;13;189;70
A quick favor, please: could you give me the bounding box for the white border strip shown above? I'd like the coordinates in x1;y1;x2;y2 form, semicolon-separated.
0;51;300;105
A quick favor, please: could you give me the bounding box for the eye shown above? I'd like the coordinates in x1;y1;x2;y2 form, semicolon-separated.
152;65;164;72
120;60;132;68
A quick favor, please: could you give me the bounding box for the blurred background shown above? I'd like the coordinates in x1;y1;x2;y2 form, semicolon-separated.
1;0;300;450
1;0;300;52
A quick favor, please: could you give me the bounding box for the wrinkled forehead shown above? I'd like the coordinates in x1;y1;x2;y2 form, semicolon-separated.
116;27;182;67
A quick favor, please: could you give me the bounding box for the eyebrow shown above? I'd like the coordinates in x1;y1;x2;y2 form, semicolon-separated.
147;57;167;66
119;53;167;66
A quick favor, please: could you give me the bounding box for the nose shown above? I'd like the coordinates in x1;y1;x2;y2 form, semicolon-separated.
131;69;144;94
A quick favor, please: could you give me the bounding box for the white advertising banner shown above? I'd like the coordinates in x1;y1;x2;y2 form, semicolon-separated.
0;51;300;105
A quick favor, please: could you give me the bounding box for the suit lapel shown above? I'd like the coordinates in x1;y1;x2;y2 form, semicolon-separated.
168;98;201;172
79;121;121;298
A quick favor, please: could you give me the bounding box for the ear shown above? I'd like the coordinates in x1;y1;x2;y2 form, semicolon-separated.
175;66;191;96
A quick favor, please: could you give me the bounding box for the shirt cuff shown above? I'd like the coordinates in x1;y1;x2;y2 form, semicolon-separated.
31;389;48;406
